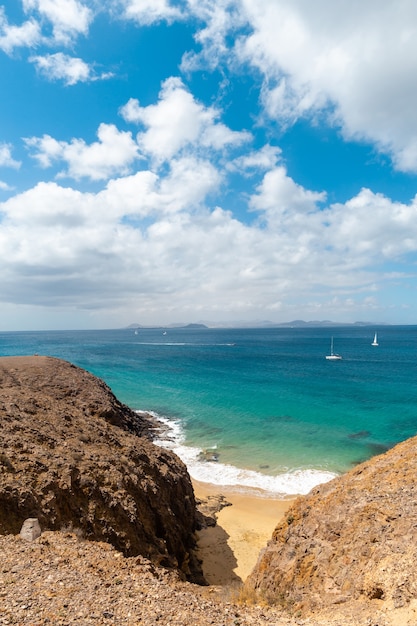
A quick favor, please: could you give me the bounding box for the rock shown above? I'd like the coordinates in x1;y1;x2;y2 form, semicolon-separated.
195;494;232;528
20;518;41;541
198;448;219;462
245;434;417;613
0;356;204;583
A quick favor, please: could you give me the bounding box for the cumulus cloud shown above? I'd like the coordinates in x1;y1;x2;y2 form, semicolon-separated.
228;145;282;174
247;1;417;173
0;144;21;169
29;52;113;84
102;156;221;217
250;166;326;217
1;163;417;321
0;7;41;53
179;0;417;173
180;0;245;73
120;76;251;163
24;123;141;180
29;52;94;85
2;1;417;326
121;0;183;24
22;0;92;44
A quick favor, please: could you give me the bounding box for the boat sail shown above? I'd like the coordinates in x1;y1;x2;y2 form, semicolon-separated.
371;332;378;346
325;337;342;360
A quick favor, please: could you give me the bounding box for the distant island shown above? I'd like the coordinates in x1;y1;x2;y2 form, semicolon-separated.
127;322;208;330
126;320;387;330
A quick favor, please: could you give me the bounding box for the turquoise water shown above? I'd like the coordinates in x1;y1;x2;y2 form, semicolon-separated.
1;326;417;495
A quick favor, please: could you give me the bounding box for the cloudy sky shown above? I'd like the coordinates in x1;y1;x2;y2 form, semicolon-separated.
1;0;417;330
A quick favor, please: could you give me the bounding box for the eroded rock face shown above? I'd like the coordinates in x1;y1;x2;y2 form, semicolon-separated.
0;356;204;583
245;435;417;611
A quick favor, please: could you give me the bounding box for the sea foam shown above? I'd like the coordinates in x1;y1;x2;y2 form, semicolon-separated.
138;411;337;497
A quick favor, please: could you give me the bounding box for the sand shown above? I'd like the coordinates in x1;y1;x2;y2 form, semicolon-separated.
193;480;295;586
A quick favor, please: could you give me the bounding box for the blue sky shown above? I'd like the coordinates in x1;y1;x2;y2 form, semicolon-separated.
1;0;417;330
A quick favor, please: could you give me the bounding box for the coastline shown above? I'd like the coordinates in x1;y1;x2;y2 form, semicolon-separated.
192;480;295;585
147;411;299;584
142;410;338;497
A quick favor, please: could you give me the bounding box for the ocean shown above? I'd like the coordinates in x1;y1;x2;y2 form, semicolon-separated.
1;325;417;497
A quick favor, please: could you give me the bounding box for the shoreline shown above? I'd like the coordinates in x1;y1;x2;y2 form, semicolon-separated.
140;409;338;497
192;480;295;585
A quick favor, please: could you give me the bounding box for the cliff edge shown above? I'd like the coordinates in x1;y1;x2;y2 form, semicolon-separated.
0;356;204;583
245;433;417;614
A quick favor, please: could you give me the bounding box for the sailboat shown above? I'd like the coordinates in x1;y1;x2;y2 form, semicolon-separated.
371;332;378;346
325;337;342;360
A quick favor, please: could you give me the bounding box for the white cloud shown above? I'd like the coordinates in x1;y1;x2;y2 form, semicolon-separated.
22;0;92;44
103;156;221;217
120;76;251;163
29;52;92;85
250;165;326;216
29;52;113;84
2;1;417;326
155;156;222;211
24;123;141;180
2;181;94;227
180;0;244;72
121;0;183;25
1;165;417;322
181;0;417;173
228;145;282;174
327;189;417;259
0;8;41;54
0;144;21;169
243;0;417;172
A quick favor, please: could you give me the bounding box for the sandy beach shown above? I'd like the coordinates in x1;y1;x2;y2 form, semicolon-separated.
193;480;295;585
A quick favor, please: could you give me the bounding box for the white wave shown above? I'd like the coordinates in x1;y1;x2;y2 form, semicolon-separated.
137;411;337;497
133;342;236;347
134;342;187;346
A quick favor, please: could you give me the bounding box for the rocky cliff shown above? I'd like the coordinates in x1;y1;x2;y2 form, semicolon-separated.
245;434;417;613
0;356;204;583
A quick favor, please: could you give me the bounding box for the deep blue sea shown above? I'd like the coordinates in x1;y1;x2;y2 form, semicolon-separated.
2;326;417;497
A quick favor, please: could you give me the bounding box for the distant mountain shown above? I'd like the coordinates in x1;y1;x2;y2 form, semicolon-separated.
193;319;388;328
276;320;383;327
126;320;387;330
167;323;208;329
195;319;292;328
126;322;208;330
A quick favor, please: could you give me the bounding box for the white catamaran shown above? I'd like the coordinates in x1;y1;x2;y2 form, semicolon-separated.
325;337;342;360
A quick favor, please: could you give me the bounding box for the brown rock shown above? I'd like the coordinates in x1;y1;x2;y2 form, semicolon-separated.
0;355;204;583
245;434;417;612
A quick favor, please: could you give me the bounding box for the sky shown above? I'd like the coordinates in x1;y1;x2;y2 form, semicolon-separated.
1;1;417;330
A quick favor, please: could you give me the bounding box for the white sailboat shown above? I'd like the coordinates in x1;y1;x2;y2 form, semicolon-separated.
325;337;342;360
371;332;378;346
